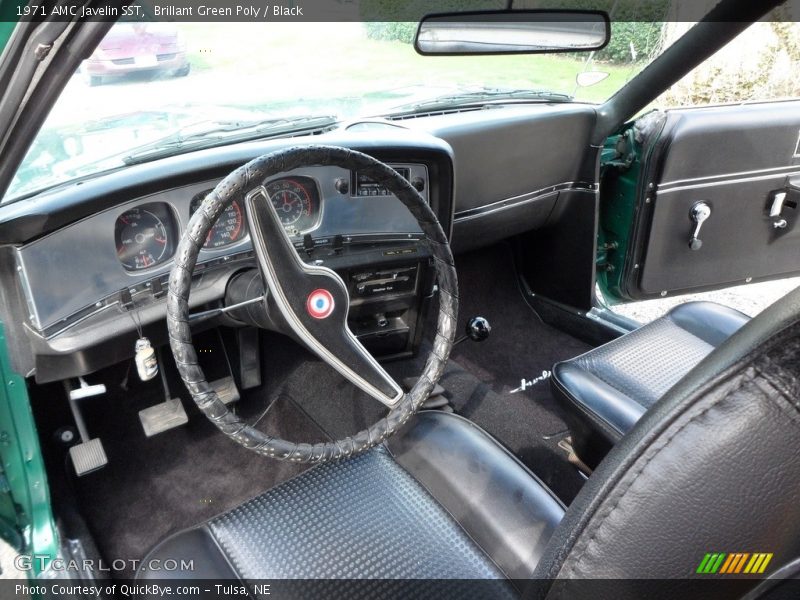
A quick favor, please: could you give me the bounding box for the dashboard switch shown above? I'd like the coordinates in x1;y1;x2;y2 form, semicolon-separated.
151;278;165;299
334;178;349;194
303;234;315;255
120;288;134;310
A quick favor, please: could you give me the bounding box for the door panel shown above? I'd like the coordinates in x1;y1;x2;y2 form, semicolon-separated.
602;100;800;301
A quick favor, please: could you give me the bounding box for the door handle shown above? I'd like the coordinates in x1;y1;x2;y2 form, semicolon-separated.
688;202;711;251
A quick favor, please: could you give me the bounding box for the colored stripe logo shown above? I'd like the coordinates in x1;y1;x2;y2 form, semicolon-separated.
697;552;773;574
306;289;335;320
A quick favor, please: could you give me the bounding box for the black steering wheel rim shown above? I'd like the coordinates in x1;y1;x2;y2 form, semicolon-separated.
166;145;458;463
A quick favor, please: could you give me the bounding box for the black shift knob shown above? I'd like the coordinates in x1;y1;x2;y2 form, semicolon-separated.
465;316;491;342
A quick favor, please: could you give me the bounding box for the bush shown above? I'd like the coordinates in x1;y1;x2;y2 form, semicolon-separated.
597;21;664;64
364;22;418;44
663;22;800;106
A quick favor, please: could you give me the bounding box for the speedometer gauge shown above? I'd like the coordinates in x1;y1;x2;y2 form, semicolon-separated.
115;206;172;271
190;191;246;249
266;179;313;229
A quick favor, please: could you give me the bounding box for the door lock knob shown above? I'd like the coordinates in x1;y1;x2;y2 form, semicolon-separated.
688;202;711;251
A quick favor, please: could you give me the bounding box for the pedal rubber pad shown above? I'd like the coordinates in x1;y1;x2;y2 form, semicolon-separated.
69;438;108;476
139;398;188;437
211;376;240;405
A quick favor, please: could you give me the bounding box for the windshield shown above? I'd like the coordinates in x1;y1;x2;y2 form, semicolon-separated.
7;21;668;202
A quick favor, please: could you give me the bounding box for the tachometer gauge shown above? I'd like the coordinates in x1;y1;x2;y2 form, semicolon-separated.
190;192;246;249
266;179;313;228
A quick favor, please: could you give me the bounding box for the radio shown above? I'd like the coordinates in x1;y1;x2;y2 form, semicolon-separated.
349;264;418;301
353;167;410;197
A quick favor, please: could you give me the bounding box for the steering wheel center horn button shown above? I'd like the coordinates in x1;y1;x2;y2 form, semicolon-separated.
306;289;335;319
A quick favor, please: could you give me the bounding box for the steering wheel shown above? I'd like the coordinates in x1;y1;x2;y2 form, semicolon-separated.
166;145;458;463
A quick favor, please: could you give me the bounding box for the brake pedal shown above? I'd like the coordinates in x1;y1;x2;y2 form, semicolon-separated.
139;348;188;437
139;398;188;437
64;378;108;476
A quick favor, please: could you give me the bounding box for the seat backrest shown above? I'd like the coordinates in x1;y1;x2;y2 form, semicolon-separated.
534;285;800;599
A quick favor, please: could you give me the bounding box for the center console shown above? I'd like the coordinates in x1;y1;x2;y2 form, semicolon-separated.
343;248;433;359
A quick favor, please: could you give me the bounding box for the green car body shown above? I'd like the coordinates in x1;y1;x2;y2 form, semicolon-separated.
0;321;57;578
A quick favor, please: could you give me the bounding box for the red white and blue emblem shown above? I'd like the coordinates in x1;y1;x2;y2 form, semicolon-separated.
306;289;335;319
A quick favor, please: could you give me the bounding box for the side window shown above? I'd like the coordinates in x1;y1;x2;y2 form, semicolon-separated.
659;21;800;107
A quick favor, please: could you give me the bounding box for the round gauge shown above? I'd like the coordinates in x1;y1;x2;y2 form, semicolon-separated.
190;193;246;249
266;179;312;228
115;207;171;271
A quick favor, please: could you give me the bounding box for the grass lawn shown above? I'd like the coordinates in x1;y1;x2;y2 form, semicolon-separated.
181;23;635;109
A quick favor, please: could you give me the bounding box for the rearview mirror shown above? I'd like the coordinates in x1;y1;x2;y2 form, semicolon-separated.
415;10;610;56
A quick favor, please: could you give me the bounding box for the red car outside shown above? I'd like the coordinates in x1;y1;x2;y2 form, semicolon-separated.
82;23;190;86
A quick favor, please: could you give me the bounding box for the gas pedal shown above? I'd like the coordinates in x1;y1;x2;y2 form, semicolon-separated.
210;376;240;405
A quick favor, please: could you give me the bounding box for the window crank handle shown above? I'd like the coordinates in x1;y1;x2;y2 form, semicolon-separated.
688;201;711;251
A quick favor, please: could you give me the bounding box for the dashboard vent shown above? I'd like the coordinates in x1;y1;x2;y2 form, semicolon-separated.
266;124;337;140
344;120;409;132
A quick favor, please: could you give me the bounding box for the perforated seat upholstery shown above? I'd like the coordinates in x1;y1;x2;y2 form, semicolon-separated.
138;411;565;594
551;301;749;466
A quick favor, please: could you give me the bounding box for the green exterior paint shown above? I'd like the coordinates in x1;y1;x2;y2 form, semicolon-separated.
0;3;23;56
596;126;645;303
0;322;57;577
0;22;15;56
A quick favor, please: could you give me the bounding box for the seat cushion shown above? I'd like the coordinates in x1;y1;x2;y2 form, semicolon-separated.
551;301;749;466
137;412;564;589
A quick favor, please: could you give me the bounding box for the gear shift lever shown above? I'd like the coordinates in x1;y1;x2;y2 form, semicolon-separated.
454;316;491;346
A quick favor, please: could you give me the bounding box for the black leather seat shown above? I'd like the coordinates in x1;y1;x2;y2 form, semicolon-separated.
139;411;565;588
551;301;749;467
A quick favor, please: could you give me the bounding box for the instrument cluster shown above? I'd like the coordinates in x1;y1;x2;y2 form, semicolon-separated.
113;176;321;271
114;202;177;272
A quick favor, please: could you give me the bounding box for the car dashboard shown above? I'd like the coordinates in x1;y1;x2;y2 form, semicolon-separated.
0;127;453;383
17;162;431;336
0;104;599;384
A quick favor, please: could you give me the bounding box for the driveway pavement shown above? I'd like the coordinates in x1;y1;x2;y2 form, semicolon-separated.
607;277;800;323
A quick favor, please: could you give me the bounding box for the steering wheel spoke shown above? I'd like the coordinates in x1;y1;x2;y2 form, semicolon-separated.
244;186;404;407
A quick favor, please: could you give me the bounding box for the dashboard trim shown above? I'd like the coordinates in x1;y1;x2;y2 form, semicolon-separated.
453;181;595;222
